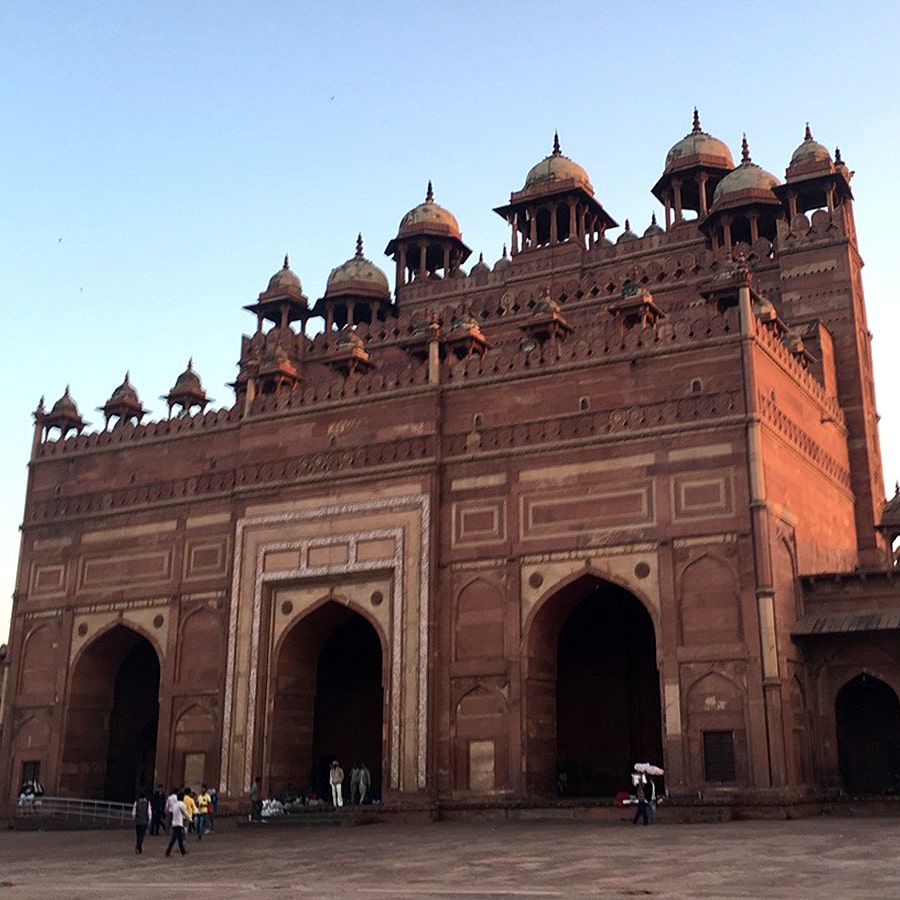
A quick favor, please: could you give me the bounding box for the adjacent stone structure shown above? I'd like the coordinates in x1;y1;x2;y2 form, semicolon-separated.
3;114;898;811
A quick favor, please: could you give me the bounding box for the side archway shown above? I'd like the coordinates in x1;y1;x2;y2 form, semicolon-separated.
836;673;900;793
60;624;160;800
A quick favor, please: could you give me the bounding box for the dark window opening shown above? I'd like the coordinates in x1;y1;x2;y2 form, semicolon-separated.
703;730;736;782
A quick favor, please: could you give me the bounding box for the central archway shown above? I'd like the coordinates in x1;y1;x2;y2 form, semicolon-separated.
525;575;662;797
268;602;384;802
60;625;160;801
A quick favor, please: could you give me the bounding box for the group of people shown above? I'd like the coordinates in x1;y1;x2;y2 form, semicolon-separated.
329;760;372;807
132;783;217;856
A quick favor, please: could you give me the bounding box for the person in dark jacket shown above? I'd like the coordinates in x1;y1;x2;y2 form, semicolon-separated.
132;791;152;853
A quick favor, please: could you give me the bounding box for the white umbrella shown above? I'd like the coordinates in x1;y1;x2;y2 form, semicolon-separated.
633;763;664;776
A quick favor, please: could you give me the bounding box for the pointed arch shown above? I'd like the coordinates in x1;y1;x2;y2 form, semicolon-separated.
20;624;58;696
685;670;749;786
455;576;505;662
678;554;741;645
523;572;662;797
835;673;900;793
453;684;509;794
60;624;160;800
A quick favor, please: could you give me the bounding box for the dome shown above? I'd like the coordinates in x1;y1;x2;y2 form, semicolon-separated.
325;235;390;299
643;213;664;237
523;133;593;194
470;253;491;277
109;372;139;405
266;255;303;294
664;109;734;174
493;245;511;271
398;182;462;239
790;124;831;167
617;219;639;243
172;359;203;393
50;386;80;418
712;136;780;205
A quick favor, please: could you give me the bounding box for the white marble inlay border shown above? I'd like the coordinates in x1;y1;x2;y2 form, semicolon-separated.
220;494;430;795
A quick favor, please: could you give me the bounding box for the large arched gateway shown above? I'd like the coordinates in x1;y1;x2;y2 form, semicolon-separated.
268;602;384;801
525;575;662;797
60;625;160;801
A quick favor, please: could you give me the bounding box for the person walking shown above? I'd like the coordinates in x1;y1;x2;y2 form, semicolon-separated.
195;784;212;839
165;791;190;857
632;782;650;826
249;776;262;821
150;784;166;836
132;791;151;854
349;764;361;805
329;761;344;808
358;762;371;805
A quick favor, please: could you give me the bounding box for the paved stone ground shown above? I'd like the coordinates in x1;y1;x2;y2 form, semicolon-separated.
0;813;897;899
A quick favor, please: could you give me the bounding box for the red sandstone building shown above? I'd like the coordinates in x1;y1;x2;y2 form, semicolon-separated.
3;114;900;811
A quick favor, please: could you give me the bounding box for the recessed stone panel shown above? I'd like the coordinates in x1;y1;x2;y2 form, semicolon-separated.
80;550;173;588
672;470;734;520
452;499;506;547
521;484;652;538
31;563;65;595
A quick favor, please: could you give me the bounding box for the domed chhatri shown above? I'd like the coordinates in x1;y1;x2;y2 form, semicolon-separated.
522;131;594;195
711;135;781;208
664;108;734;175
790;123;832;168
325;234;390;301
617;218;639;243
652;110;735;225
643;213;664;237
265;254;304;297
397;181;463;240
469;252;491;278
386;182;472;286
99;371;148;429
163;358;210;418
493;244;511;272
494;133;616;255
318;234;394;330
42;385;86;437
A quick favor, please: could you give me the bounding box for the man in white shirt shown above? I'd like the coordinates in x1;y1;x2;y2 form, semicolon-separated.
165;791;190;856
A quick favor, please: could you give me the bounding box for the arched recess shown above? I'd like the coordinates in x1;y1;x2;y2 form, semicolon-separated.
173;703;217;789
20;624;58;697
679;555;742;645
455;578;505;661
176;606;224;687
453;685;509;794
685;671;749;787
9;712;52;798
836;673;900;793
524;573;662;797
60;624;160;801
788;674;813;786
268;600;384;802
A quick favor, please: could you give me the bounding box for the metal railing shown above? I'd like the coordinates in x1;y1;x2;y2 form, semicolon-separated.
15;796;132;826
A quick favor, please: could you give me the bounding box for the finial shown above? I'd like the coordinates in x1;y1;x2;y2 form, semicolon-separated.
835;146;843;164
895;480;899;497
651;212;658;226
692;107;701;134
187;357;193;371
36;395;45;414
124;370;131;384
741;134;750;164
624;218;631;231
552;131;561;155
356;233;364;257
502;244;508;259
478;252;484;262
283;254;290;269
64;384;71;397
804;122;813;141
426;180;434;203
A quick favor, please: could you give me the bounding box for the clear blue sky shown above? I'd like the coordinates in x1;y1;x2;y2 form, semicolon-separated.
2;1;898;641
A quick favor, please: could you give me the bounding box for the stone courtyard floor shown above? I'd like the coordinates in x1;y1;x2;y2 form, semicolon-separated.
0;813;897;899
